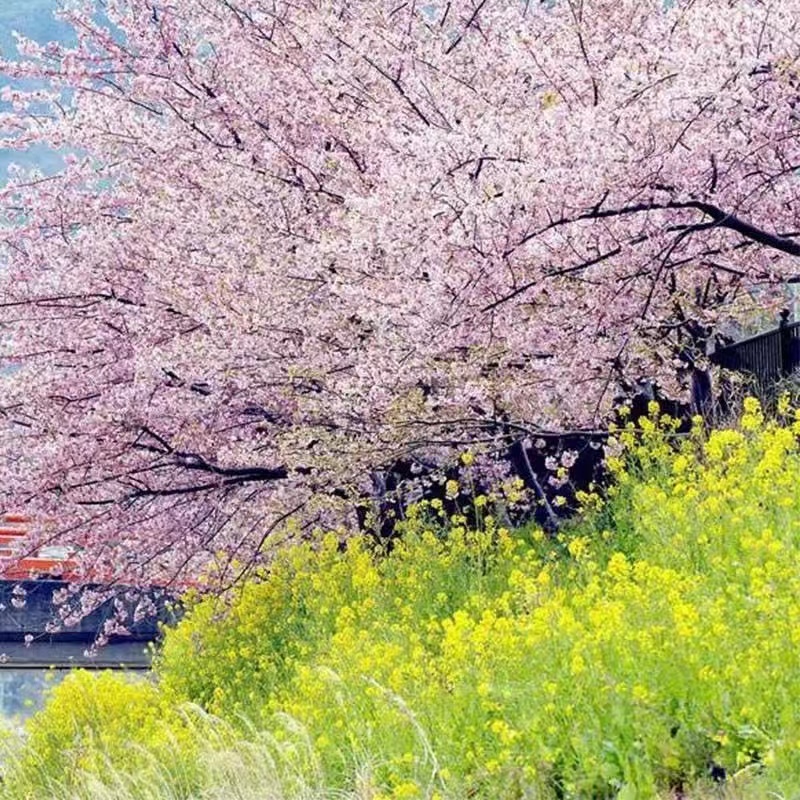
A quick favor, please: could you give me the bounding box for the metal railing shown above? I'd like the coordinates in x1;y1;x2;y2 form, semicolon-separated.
710;310;800;385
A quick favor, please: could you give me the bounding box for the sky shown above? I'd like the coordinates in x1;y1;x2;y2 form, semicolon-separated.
0;0;68;55
0;0;72;178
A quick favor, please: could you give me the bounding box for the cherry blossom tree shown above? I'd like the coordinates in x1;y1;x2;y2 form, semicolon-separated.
1;0;799;587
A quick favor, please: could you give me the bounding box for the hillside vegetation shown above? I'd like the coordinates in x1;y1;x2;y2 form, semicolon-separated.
4;400;800;799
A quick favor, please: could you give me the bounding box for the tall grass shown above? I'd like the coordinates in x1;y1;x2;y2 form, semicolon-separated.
3;706;377;799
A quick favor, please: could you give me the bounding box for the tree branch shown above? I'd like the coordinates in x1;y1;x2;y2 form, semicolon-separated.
483;246;622;312
445;0;489;55
506;198;800;259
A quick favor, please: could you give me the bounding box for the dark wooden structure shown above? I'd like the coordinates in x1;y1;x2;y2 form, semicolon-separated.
710;310;800;387
0;580;173;670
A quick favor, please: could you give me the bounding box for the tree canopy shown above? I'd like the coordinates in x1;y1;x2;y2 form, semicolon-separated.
1;0;799;586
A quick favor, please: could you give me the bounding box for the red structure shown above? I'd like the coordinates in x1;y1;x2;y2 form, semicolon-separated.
0;514;80;581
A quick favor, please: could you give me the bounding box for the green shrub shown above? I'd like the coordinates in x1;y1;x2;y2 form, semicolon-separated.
2;670;197;798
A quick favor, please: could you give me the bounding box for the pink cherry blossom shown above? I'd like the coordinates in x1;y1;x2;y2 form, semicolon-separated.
0;0;798;594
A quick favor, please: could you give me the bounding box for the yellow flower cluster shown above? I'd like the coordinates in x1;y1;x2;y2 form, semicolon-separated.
5;671;198;796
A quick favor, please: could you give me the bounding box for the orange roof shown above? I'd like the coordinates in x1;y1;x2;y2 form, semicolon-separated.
0;514;80;581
